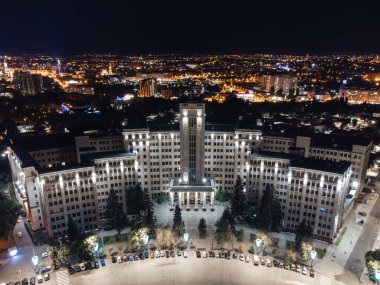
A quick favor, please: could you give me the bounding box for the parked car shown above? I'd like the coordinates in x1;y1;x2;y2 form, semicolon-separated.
144;252;149;259
160;250;165;257
138;252;144;260
86;261;94;269
41;252;48;258
150;251;155;259
284;263;290;270
16;232;23;238
117;256;122;263
165;251;170;258
43;273;50;281
101;259;106;267
260;258;265;265
196;251;201;258
239;254;244;261
155;250;160;258
209;251;214;257
215;252;220;258
227;251;231;259
279;261;284;268
80;263;86;271
123;255;128;262
94;261;99;269
170;250;175;258
128;255;134;261
30;277;35;285
202;251;207;258
302;266;307;275
21;278;28;285
134;254;139;260
37;274;43;283
296;264;301;273
245;256;250;263
310;268;315;277
183;251;188;258
253;255;259;265
266;259;272;267
112;257;117;263
273;259;279;267
74;265;81;272
359;212;367;216
291;264;296;271
68;266;75;274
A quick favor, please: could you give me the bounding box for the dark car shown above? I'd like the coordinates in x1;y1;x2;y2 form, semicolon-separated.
87;261;94;269
166;250;170;258
112;256;117;263
101;259;106;267
68;266;76;274
144;252;149;259
227;252;231;259
233;253;238;259
94;261;99;269
170;250;175;257
29;277;35;285
359;212;367;216
273;260;279;267
22;278;28;285
128;255;134;261
209;251;214;257
310;268;315;277
196;251;201;258
284;263;290;270
75;265;81;272
139;252;145;260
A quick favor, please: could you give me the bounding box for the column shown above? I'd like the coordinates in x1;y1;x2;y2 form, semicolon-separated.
211;191;215;208
187;192;190;209
170;192;174;209
194;192;198;210
178;192;182;206
203;191;206;209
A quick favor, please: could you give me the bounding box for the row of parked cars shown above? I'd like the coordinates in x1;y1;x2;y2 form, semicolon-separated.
68;260;106;274
194;251;315;278
111;250;188;263
1;273;50;285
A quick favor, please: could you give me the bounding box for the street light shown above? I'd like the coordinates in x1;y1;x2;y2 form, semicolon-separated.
310;250;317;261
375;270;380;282
255;238;262;248
184;233;189;248
31;256;39;267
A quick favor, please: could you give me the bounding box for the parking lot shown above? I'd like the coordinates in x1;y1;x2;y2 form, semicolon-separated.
70;251;317;285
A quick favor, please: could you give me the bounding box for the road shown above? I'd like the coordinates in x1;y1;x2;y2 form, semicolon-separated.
336;182;380;284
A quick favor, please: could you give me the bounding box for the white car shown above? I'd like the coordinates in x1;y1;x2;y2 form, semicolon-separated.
16;232;23;238
41;252;49;258
239;254;244;261
302;266;307;275
80;263;86;271
202;251;207;258
37;274;43;283
245;256;250;263
117;256;122;263
160;250;165;257
155;250;160;258
183;251;188;258
215;252;220;258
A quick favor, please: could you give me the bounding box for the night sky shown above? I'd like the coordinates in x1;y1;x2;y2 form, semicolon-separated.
1;0;379;55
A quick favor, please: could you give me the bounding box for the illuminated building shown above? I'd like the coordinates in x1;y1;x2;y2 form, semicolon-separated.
338;87;380;104
139;78;157;97
14;71;44;96
160;89;174;99
261;74;298;98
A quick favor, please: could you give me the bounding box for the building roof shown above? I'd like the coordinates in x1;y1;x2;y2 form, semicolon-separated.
11;133;75;151
310;133;372;150
289;157;351;175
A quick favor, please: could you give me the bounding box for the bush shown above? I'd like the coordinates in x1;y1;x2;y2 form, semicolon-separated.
157;193;166;204
235;229;244;242
102;221;113;231
248;245;255;254
215;189;229;202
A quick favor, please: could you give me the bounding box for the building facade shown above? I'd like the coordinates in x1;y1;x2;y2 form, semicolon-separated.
6;103;372;241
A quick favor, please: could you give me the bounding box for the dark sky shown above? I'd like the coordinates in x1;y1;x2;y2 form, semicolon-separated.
1;0;379;55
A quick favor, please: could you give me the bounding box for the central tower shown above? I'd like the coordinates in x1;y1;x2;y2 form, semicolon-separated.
179;102;205;184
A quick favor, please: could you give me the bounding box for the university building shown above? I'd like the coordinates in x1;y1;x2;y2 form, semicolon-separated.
6;103;371;242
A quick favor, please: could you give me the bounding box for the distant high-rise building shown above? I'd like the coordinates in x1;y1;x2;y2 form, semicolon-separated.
161;89;173;99
139;78;157;97
261;74;298;98
3;59;8;74
14;71;44;96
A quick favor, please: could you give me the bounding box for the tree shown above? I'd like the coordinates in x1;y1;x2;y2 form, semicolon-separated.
197;217;207;238
215;189;229;202
300;241;313;260
67;216;81;246
246;206;258;225
156;192;166;204
295;219;313;252
47;241;70;265
0;191;22;240
127;227;149;252
105;189;127;234
125;184;145;222
222;206;235;232
172;204;184;236
256;184;282;231
256;231;272;247
214;216;234;249
142;193;156;237
365;249;380;274
231;176;245;219
156;227;176;249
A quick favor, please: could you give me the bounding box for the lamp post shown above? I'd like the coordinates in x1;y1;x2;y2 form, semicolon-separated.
143;234;149;251
31;248;39;268
375;270;380;284
255;238;262;254
310;249;317;267
184;233;189;249
93;242;99;258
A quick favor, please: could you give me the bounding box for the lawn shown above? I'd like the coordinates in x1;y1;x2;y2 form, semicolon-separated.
335;227;347;246
103;233;129;245
315;247;327;259
249;233;257;243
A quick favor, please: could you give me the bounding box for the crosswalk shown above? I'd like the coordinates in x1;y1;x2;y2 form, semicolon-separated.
319;275;331;285
56;270;70;285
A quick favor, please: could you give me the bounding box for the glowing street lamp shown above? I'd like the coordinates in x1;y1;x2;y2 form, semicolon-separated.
93;242;99;253
143;234;149;245
375;270;380;281
310;250;317;261
31;255;39;267
255;238;262;248
8;247;18;257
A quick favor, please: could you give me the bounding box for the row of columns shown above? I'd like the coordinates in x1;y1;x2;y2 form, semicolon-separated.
170;191;214;210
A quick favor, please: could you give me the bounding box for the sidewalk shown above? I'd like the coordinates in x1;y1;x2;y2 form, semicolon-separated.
360;220;380;285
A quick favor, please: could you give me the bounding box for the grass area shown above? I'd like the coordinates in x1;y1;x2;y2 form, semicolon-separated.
235;229;244;242
335;227;347;246
286;240;295;250
315;248;327;259
103;233;129;245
